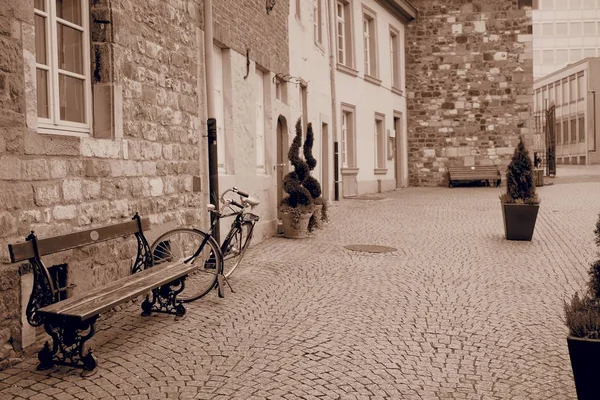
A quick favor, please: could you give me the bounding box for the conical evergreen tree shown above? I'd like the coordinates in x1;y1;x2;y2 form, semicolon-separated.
502;137;539;204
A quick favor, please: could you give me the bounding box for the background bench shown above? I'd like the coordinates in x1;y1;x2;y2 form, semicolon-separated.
8;214;198;374
447;165;501;188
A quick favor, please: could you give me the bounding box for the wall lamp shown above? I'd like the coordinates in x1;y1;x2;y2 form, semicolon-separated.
266;0;276;14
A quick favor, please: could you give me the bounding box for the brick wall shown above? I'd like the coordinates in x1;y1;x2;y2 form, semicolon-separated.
405;0;534;186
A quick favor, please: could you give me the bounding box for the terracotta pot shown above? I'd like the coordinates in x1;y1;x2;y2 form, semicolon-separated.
501;202;539;241
312;204;323;229
567;336;600;400
281;210;313;238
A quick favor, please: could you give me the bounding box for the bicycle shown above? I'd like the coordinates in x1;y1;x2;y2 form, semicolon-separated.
149;187;260;302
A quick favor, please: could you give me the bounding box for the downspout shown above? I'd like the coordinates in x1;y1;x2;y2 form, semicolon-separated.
326;0;339;201
204;0;220;241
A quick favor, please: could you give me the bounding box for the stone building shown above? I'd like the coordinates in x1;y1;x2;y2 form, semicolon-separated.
0;0;289;369
405;0;535;186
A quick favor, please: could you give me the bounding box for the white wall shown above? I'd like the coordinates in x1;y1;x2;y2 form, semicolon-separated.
335;0;409;195
217;50;292;242
288;0;334;200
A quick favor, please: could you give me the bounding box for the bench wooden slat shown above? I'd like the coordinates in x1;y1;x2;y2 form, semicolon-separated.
38;260;198;322
9;218;151;263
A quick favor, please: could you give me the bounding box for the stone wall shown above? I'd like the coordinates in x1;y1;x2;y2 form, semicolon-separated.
211;0;289;76
405;0;534;186
0;0;204;369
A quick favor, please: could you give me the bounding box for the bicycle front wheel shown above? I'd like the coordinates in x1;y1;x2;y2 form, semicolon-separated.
150;228;222;302
221;221;254;278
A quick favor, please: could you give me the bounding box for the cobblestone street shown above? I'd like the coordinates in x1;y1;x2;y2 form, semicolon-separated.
2;174;600;399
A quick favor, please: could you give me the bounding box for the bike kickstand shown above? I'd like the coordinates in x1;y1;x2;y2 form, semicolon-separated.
222;274;235;294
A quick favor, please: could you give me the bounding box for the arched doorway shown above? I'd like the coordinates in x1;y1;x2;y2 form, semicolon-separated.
276;116;289;219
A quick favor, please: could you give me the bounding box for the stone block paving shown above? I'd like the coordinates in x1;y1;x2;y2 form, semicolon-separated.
2;179;599;399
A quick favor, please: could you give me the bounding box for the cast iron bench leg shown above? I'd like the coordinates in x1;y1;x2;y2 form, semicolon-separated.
38;316;98;374
140;276;187;319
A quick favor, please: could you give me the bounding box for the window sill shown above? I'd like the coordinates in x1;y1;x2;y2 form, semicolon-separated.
315;40;325;53
364;75;382;86
336;63;359;77
37;124;90;137
374;168;388;175
340;167;359;175
392;86;404;96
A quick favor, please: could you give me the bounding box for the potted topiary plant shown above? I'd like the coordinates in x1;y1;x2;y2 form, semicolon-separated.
500;136;540;241
303;122;328;231
564;213;600;400
279;118;314;238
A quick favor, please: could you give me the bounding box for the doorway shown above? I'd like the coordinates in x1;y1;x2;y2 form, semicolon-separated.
394;113;403;188
321;122;329;200
276;116;289;219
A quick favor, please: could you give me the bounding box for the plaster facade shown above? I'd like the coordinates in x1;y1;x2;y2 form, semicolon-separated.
405;0;535;187
333;0;415;197
286;0;334;201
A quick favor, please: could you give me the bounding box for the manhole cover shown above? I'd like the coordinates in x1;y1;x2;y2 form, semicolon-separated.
344;244;397;253
350;196;385;201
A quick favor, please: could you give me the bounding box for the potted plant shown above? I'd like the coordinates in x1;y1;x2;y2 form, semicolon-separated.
564;214;600;400
500;136;540;241
279;118;314;238
303;122;328;231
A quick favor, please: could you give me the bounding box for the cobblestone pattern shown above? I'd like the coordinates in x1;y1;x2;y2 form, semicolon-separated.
1;181;598;399
405;0;535;187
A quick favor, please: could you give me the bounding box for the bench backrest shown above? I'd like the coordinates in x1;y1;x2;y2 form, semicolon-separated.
9;218;150;263
447;166;499;172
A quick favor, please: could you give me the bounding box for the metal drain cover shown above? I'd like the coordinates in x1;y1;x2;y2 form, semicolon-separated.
344;244;397;253
350;196;385;201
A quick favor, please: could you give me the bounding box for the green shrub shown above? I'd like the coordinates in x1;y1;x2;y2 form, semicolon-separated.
303;122;328;231
280;119;313;228
500;137;540;205
565;213;600;339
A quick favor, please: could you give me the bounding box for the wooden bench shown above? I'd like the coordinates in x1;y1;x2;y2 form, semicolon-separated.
447;165;501;188
8;214;198;375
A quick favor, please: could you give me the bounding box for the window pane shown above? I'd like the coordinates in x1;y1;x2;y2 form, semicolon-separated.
556;23;568;36
59;74;85;123
584;48;596;58
579;117;585;142
571;22;581;36
584;22;595;36
36;69;49;118
35;0;45;11
35;15;47;65
556;49;568;63
542;23;553;36
543;50;554;63
56;0;82;25
57;23;83;74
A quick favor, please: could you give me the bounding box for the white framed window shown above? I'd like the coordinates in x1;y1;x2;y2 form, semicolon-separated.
374;114;385;169
336;0;353;68
213;45;226;173
390;28;400;89
542;23;553;36
362;9;377;78
583;22;596;36
255;69;265;171
543;49;554;63
340;104;356;168
570;22;582;36
313;0;322;45
35;0;92;136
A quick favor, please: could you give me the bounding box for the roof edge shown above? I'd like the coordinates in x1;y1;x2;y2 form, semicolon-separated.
377;0;418;23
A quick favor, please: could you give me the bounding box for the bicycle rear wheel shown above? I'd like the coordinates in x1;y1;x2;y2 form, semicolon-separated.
150;228;222;302
221;221;254;278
